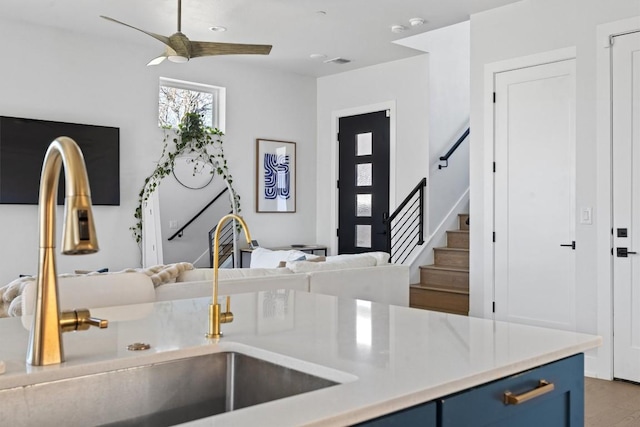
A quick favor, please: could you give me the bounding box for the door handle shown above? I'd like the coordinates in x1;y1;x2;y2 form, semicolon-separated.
503;380;555;405
617;247;638;257
560;241;576;250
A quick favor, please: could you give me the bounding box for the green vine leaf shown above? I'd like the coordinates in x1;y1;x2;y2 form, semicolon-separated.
131;112;240;245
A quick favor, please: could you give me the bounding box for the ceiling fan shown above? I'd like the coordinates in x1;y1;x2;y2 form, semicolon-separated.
100;0;272;66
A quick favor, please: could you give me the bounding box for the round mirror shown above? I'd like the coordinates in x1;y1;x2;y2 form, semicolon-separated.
172;155;215;189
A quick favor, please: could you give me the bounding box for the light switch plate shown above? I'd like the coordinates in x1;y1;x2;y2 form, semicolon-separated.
580;207;592;225
169;220;178;229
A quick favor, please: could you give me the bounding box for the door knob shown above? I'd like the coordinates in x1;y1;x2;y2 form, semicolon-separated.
560;241;576;250
617;247;637;257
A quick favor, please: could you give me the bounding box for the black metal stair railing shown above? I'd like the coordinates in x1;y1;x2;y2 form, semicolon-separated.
438;127;470;169
208;212;234;267
384;177;426;263
167;187;229;241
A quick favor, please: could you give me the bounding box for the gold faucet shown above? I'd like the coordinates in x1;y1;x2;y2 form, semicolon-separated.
27;137;108;366
207;214;252;339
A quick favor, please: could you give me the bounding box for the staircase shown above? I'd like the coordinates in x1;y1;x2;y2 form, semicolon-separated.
208;216;235;267
410;214;469;315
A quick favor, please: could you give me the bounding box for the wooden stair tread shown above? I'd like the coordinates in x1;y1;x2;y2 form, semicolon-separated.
412;213;470;316
458;214;470;231
434;246;469;268
411;284;469;295
419;264;468;272
434;247;469;252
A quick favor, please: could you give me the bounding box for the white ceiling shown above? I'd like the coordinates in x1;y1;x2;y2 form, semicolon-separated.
0;0;520;77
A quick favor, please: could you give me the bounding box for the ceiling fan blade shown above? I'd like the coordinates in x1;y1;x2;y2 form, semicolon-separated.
101;0;273;65
100;15;170;46
190;41;273;58
147;55;167;66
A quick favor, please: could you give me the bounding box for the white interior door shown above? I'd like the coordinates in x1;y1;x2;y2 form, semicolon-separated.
613;31;640;383
494;59;576;331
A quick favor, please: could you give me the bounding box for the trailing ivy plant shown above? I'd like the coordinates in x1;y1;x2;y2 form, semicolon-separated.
131;112;240;244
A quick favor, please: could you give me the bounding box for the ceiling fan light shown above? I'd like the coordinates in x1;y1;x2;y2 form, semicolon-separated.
168;55;189;63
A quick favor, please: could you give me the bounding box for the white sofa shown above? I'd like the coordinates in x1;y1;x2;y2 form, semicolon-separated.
156;263;409;306
17;252;410;318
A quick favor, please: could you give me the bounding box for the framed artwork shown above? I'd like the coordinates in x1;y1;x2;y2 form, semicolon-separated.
256;138;296;212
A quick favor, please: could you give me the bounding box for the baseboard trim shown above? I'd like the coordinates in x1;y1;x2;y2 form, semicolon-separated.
584;354;598;378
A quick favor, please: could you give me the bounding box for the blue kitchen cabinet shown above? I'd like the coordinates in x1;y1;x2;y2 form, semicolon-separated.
440;354;583;426
354;401;437;426
356;354;583;426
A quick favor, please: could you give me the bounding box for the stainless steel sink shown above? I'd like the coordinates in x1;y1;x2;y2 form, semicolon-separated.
0;352;340;427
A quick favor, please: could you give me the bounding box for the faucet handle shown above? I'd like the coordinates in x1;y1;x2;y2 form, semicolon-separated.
60;309;109;332
220;296;234;323
82;315;109;329
76;308;108;330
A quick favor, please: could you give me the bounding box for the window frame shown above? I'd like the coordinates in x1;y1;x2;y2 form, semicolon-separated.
158;77;226;132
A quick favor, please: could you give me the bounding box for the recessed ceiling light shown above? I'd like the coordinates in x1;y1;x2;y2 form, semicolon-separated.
209;26;227;32
391;25;407;33
310;53;327;59
409;17;425;26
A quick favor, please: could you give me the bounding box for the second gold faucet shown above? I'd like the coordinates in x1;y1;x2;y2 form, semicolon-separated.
207;214;252;339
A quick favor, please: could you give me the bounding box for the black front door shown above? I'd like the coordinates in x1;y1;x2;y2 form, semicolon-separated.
338;111;390;254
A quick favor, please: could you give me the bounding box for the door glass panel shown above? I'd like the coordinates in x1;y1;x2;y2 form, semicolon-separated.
357;194;372;217
356;133;372;156
356;225;372;248
356;163;372;186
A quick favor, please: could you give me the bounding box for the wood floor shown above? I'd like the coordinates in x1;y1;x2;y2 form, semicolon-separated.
586;377;640;426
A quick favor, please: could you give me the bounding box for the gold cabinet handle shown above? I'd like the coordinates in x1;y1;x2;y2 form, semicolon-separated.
503;380;555;405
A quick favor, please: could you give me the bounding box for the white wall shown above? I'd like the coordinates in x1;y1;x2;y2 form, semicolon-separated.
396;22;470;234
0;19;316;286
316;55;429;254
469;0;640;376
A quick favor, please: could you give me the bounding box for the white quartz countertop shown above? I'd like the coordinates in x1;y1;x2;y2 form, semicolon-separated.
0;291;601;426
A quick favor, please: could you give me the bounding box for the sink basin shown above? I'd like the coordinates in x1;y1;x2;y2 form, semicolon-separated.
0;352;340;426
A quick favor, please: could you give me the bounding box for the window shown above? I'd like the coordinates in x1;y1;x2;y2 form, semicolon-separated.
356;132;372;156
356;163;372;186
356;225;372;248
158;77;225;130
356;194;372;217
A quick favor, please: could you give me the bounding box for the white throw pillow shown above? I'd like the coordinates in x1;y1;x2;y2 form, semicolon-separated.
325;252;390;266
287;255;377;273
250;247;308;268
366;251;391;265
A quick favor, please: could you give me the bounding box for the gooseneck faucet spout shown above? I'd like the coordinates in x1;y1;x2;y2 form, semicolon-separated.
207;214;252;339
27;137;106;366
